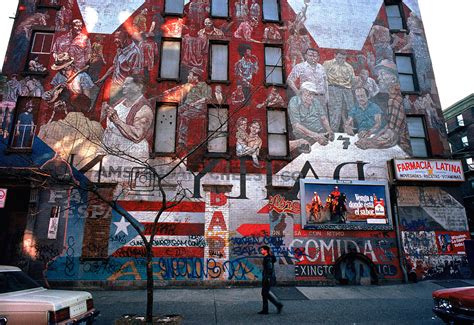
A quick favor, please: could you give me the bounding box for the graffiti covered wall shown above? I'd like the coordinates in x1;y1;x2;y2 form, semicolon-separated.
0;0;466;285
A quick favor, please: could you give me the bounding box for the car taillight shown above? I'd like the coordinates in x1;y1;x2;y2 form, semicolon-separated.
87;298;94;310
49;307;70;323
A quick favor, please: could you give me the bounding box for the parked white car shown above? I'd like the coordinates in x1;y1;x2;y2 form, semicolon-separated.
0;265;99;324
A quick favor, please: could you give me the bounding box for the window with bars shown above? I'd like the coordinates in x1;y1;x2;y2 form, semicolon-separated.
395;54;418;92
263;0;281;21
264;46;284;85
407;116;428;157
207;106;228;153
160;40;181;80
211;0;229;17
154;104;177;153
210;42;229;82
267;108;288;157
165;0;184;15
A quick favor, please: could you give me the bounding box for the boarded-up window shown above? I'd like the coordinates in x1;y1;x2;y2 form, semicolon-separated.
155;104;177;153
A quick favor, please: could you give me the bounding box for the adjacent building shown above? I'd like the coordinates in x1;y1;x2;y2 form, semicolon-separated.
0;0;470;286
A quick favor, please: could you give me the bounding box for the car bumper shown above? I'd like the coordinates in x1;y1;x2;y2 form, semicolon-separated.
57;309;100;325
433;307;474;323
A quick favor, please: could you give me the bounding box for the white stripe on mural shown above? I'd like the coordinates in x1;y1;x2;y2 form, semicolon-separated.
129;211;205;223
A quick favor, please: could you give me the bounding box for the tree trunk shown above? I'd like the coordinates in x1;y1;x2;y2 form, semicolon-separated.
146;243;154;323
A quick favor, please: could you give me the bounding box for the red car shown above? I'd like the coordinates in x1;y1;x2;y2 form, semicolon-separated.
433;286;474;324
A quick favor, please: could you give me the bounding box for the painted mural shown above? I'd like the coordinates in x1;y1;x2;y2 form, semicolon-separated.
0;0;466;285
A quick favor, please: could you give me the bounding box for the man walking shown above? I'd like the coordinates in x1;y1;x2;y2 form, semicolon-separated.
259;245;283;315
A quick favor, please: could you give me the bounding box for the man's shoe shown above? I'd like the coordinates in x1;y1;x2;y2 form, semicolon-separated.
277;304;284;314
258;311;269;315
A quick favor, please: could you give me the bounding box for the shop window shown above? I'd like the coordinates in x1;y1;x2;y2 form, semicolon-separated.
407;116;428;157
27;31;54;73
165;0;184;15
264;46;284;85
457;114;465;127
159;40;181;80
8;97;40;150
207;106;228;153
263;0;281;22
211;0;229;17
154;104;177;153
395;54;418;92
267;108;288;157
385;3;405;30
209;42;229;82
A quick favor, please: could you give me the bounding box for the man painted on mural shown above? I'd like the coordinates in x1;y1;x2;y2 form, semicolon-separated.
287;48;328;107
372;59;399;109
198;18;225;38
323;51;355;132
0;75;22;137
234;17;259;43
183;25;208;69
55;0;73;32
139;30;159;82
101;75;153;158
353;69;379;99
344;88;383;141
286;28;311;68
52;19;92;70
236;119;263;168
256;87;285;108
22;77;45;98
188;0;210;27
263;25;282;41
250;0;261;21
43;53;94;112
355;83;411;153
235;0;250;21
368;21;394;64
234;44;259;100
12;100;35;148
96;31;143;102
288;82;334;148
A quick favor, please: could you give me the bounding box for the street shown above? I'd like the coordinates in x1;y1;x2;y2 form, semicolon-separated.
89;279;463;324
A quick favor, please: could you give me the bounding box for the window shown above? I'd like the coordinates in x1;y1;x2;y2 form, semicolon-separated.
264;46;284;84
457;114;465;127
154;104;177;153
395;54;417;92
385;4;404;30
211;0;228;17
28;31;54;72
407;116;428;157
165;0;184;15
160;40;181;80
207;106;228;153
462;136;469;148
8;97;39;150
466;158;473;170
263;0;280;21
267;109;288;156
210;43;229;81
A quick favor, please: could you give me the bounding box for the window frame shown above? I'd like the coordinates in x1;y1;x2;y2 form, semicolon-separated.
262;0;282;23
266;107;289;159
164;0;185;16
152;102;178;156
461;135;469;148
158;38;182;82
26;30;55;74
395;53;419;94
385;2;406;31
264;44;285;87
406;115;430;158
208;41;230;83
457;114;465;127
210;0;230;19
206;104;230;156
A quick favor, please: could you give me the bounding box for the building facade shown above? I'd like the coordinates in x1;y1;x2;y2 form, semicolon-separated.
0;0;470;286
444;93;474;232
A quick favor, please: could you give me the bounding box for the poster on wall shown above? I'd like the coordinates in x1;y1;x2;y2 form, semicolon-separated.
300;179;393;230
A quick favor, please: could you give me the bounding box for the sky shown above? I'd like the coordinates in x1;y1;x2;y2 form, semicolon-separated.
0;0;472;109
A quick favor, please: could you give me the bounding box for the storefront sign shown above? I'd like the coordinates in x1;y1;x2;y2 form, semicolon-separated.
394;159;464;182
300;179;392;230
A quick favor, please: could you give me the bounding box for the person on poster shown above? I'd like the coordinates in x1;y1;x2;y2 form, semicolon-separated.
258;245;283;315
309;191;323;223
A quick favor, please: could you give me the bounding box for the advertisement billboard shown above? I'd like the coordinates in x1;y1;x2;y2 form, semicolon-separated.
300;179;392;230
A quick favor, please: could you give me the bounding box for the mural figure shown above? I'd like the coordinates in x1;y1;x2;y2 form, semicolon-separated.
236;118;262;168
422;94;443;130
287;48;328;106
139;29;159;82
89;37;107;81
372;59;399;108
287;29;311;68
323;51;355;132
288;0;309;35
22;77;45;97
234;44;259;100
353;69;379;99
96;31;142;102
12;100;36;148
52;19;92;70
198;18;225;38
188;0;210;27
288;82;334;148
250;0;261;21
101;75;153;158
231;85;246;105
55;0;74;32
182;25;208;69
234;18;260;43
344;88;383;141
368;21;394;64
213;85;225;105
355;83;411;153
133;8;148;33
1;75;22;137
42;53;95;120
256;87;285;108
263;25;282;41
235;0;250;21
28;57;47;73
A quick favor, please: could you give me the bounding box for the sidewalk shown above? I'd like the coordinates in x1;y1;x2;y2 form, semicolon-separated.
91;280;474;324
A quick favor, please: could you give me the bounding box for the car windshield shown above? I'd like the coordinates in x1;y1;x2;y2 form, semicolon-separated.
0;271;41;293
